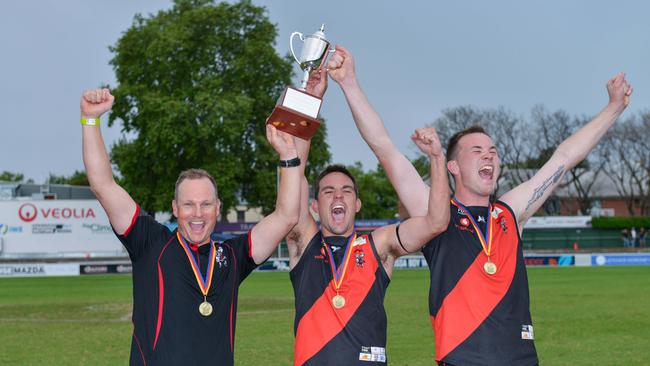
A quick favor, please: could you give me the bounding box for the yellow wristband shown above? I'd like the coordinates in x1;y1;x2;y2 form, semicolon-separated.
80;116;99;126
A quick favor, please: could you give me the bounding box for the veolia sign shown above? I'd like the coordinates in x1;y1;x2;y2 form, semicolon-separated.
0;200;124;255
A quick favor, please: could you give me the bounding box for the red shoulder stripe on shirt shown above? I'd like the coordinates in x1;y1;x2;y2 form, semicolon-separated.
294;235;377;366
123;205;141;238
247;229;253;259
433;202;519;361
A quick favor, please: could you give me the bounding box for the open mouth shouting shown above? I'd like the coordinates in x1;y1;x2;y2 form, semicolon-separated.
330;202;347;226
188;220;206;237
479;164;494;182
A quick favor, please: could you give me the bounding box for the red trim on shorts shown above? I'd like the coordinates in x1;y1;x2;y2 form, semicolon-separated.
153;236;175;350
133;327;147;366
433;202;519;361
123;205;141;237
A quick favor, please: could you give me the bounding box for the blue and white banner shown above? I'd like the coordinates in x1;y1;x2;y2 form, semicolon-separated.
592;254;650;266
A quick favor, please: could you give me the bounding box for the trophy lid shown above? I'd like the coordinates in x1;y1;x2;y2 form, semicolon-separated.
309;24;327;41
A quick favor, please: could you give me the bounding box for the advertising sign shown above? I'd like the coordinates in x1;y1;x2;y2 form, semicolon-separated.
0;200;124;255
524;216;591;229
592;254;650;266
0;263;79;277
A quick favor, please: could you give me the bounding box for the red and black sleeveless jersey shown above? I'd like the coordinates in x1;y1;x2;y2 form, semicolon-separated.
290;232;390;365
114;206;257;366
422;200;539;365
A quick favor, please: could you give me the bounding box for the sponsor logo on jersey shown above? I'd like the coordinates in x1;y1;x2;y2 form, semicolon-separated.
315;246;327;261
521;324;534;340
500;218;508;233
355;248;365;268
492;207;503;218
358;346;386;363
215;245;228;268
353;236;367;246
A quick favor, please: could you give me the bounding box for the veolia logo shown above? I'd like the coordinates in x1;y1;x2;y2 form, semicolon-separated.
17;203;96;223
18;203;37;222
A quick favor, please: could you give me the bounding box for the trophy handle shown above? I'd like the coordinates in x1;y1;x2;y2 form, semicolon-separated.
325;47;336;64
289;32;304;65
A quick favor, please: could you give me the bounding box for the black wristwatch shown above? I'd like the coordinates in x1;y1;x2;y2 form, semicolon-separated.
278;157;301;167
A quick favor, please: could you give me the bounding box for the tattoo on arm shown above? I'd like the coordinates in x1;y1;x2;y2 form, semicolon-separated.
525;165;565;212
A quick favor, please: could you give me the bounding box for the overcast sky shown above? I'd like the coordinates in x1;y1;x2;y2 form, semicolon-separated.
1;0;648;183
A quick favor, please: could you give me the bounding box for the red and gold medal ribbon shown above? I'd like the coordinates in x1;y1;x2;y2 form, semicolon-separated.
177;232;216;297
451;198;493;258
323;232;357;292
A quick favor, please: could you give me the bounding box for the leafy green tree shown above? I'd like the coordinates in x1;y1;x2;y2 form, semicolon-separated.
347;162;399;220
47;171;89;186
108;0;329;217
410;155;430;178
0;171;26;183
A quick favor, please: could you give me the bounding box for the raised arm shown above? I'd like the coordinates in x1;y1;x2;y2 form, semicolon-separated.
373;127;450;259
284;137;319;268
81;88;137;234
328;45;430;217
284;68;327;267
500;73;633;228
250;126;303;264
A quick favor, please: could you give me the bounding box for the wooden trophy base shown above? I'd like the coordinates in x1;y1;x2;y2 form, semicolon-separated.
266;87;322;140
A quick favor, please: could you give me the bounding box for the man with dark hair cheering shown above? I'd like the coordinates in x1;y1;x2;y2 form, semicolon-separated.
286;65;450;365
80;88;303;365
327;45;633;365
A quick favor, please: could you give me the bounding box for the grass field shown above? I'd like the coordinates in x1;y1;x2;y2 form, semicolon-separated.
1;267;649;365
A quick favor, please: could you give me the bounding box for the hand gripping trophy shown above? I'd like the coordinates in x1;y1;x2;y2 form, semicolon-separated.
266;24;334;139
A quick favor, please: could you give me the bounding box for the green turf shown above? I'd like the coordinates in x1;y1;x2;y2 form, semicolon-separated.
0;267;649;365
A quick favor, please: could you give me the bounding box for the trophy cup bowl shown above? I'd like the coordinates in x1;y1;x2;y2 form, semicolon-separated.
290;24;334;89
266;24;334;140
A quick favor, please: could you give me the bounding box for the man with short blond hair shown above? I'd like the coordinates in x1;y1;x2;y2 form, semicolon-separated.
80;88;304;365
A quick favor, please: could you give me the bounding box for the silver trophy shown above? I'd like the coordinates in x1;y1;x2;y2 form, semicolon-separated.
290;24;334;89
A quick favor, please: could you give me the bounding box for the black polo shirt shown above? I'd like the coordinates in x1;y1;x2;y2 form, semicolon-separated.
115;206;257;366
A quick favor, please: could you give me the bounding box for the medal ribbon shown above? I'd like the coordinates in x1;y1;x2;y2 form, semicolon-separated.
451;197;493;258
177;232;216;297
323;231;357;291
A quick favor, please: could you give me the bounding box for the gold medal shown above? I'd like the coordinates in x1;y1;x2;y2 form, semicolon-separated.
452;199;500;277
199;301;213;316
323;233;357;311
484;260;497;275
177;233;219;319
332;294;346;309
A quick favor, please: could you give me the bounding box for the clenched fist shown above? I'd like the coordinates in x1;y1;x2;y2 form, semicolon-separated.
80;88;114;119
607;72;633;108
412;127;443;158
327;45;356;87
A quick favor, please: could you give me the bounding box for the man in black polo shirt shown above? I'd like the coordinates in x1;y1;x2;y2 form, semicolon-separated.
328;46;633;365
80;88;303;365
